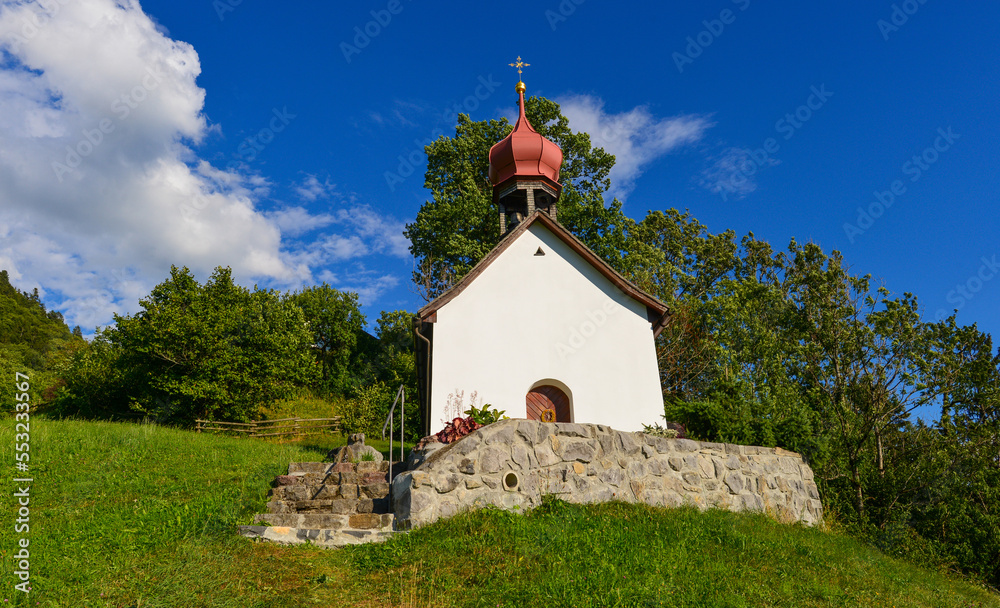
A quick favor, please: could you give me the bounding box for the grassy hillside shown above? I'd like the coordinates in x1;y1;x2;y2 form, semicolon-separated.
0;270;86;414
0;419;996;607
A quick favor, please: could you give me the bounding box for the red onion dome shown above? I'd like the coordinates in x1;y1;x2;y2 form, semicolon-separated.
488;81;563;189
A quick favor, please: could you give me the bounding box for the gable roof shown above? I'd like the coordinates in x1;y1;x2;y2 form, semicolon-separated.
418;211;672;336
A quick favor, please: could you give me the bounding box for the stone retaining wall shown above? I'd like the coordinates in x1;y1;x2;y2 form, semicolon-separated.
392;419;822;529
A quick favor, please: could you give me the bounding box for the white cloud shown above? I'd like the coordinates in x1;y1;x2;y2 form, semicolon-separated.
555;95;712;199
0;0;408;330
337;206;409;258
267;206;336;237
699;146;780;201
294;174;336;202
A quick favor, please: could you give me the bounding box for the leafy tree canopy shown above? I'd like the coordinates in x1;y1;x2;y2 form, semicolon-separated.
289;284;365;396
405;96;647;300
56;266;318;423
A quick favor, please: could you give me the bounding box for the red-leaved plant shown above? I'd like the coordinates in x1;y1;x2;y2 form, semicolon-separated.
435;416;482;444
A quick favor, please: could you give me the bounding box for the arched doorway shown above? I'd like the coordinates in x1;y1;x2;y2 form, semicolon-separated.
526;385;571;423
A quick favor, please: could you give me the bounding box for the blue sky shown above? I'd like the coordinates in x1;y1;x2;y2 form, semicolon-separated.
1;0;998;350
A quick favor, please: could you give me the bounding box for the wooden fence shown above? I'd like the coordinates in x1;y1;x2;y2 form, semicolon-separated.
194;417;342;438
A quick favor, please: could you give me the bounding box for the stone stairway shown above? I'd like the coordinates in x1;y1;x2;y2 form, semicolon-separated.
238;460;406;547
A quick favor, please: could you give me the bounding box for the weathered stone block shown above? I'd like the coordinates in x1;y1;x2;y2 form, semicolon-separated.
713;458;726;479
616;431;640;455
273;475;301;487
439;501;460;519
516;420;540;443
647;457;670;476
598;432;616;456
336;471;361;485
337;484;360;499
560;439;597;463
361;482;390;499
674;439;699;452
458;458;476;475
409;490;436;514
349;513;384;529
534;442;560;467
434;474;461;494
410;471;430;487
480;446;510;473
598;466;625;487
484;424;515;445
626;460;647;478
453;433;482;456
511;443;530;470
356;461;381;474
555;423;591;438
724;473;744;494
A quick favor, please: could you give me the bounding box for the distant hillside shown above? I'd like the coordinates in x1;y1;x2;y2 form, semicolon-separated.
3;418;997;607
0;269;85;405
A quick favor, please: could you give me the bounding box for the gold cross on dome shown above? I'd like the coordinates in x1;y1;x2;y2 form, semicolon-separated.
508;56;530;79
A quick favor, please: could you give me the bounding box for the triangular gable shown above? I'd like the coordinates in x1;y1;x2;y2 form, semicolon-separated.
418;211;672;336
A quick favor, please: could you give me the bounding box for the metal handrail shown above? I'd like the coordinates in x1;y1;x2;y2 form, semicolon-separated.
382;385;405;496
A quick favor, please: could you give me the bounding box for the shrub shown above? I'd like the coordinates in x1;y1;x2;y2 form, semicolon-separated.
435;416;481;444
642;423;681;439
339;382;394;437
464;403;507;426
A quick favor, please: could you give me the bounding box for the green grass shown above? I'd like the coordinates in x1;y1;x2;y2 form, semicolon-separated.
0;419;996;607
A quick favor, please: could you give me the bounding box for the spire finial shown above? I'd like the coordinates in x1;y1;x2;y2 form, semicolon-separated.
508;55;530;91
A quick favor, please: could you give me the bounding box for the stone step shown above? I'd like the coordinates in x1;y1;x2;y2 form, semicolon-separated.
287;461;406;475
252;512;395;530
264;497;391;515
239;524;397;548
274;471;394;487
269;481;391;501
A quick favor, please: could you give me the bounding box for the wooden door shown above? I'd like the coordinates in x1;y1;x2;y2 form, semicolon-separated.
526;385;571;423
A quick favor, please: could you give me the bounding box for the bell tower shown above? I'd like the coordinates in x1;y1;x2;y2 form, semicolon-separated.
488;58;564;235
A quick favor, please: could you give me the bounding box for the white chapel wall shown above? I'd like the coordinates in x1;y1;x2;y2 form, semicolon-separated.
428;222;664;433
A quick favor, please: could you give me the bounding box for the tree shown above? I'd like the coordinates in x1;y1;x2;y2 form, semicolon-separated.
57;266;318;423
405;97;640;301
289;284;365;396
0;269;86;410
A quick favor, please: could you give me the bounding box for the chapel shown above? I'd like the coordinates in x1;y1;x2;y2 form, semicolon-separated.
414;73;670;435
